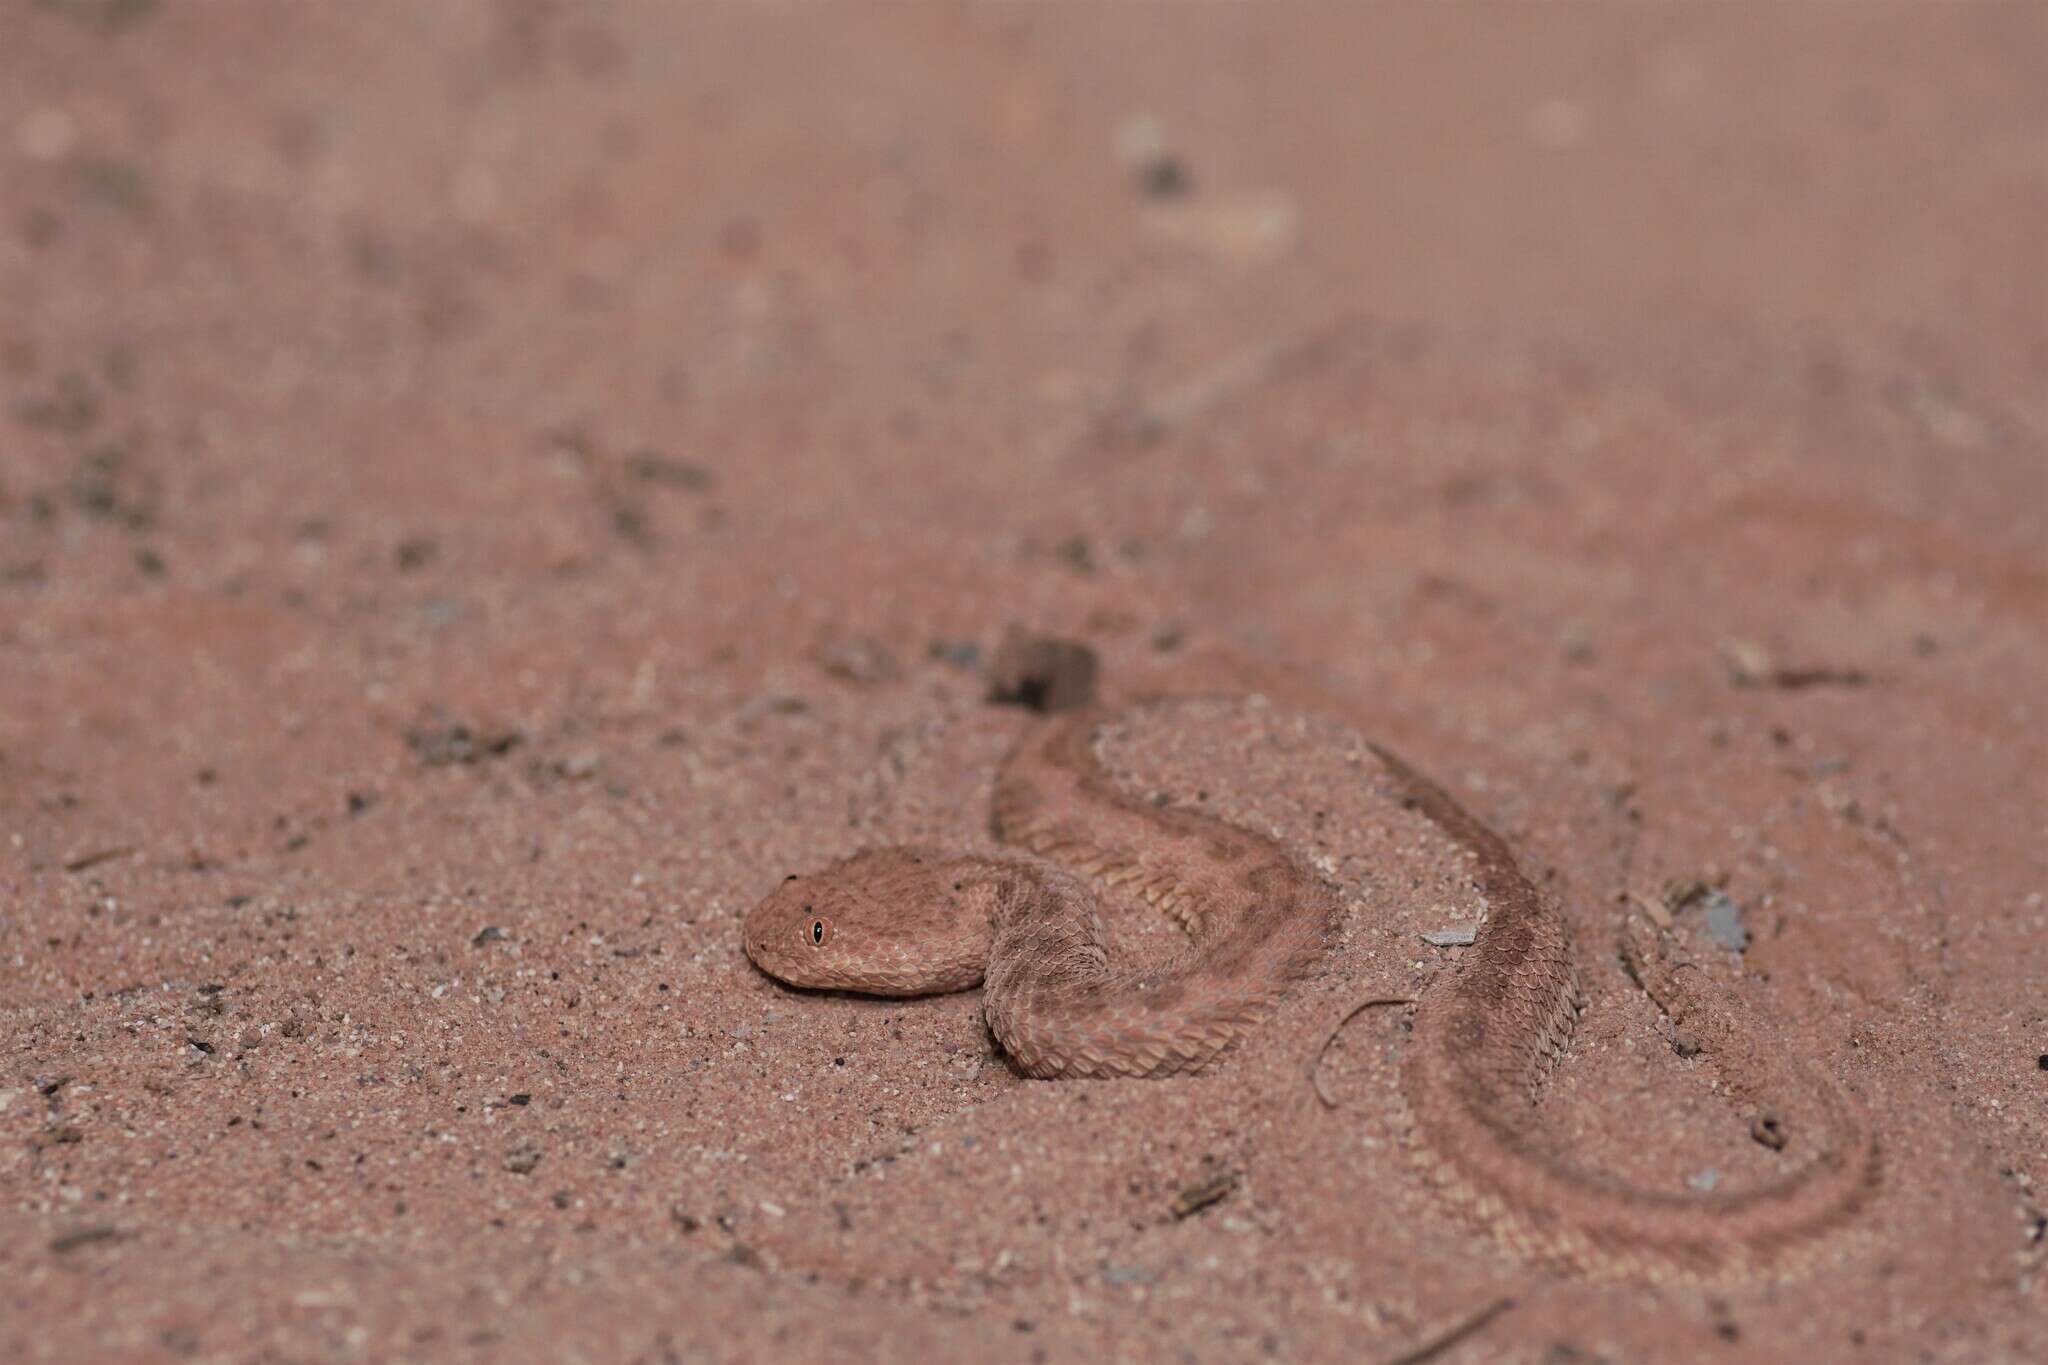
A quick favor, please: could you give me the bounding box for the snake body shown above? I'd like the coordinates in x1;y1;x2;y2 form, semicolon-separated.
743;703;1877;1279
745;705;1337;1076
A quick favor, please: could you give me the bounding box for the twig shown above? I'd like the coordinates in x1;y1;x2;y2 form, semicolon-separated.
48;1225;126;1255
1168;1169;1239;1220
62;846;135;874
1375;1295;1516;1365
1308;994;1414;1108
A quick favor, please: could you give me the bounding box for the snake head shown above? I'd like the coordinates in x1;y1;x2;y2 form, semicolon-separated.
743;847;991;996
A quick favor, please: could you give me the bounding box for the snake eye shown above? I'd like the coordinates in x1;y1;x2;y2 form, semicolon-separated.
807;917;832;948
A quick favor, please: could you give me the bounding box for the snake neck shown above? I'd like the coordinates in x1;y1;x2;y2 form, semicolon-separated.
977;705;1339;1079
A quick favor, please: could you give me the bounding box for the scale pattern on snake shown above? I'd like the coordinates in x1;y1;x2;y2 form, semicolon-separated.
742;703;1877;1279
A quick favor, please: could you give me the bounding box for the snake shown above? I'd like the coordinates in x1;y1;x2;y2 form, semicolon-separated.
742;702;1878;1280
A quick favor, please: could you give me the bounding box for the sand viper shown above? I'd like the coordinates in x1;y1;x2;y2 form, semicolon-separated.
742;703;1876;1279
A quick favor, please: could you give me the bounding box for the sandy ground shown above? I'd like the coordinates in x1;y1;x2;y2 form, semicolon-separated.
3;3;2046;1361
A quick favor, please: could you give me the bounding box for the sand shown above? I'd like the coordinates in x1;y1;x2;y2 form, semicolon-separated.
2;3;2044;1361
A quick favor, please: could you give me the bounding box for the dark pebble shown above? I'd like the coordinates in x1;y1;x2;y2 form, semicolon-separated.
987;627;1099;714
1139;155;1190;198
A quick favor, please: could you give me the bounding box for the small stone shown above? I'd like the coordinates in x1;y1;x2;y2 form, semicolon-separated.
471;925;507;947
557;750;602;781
1670;1028;1702;1058
504;1145;542;1175
406;715;521;767
987;627;1098;714
813;636;898;686
1720;638;1776;686
928;639;982;671
1700;891;1749;952
1688;1168;1721;1192
1419;925;1479;948
1137;155;1189;198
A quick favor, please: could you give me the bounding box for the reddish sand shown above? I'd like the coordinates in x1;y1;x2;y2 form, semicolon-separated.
3;4;2044;1361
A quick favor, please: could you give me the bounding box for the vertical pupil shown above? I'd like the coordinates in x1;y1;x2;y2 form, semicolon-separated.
812;921;824;944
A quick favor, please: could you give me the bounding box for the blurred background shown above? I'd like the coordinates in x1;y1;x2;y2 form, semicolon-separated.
7;4;2042;685
3;3;2044;1359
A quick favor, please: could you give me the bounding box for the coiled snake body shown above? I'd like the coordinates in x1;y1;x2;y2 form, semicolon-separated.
743;704;1876;1280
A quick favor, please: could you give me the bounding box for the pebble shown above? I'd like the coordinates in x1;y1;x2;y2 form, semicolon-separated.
814;637;898;685
929;639;982;671
987;628;1098;714
1701;891;1750;952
